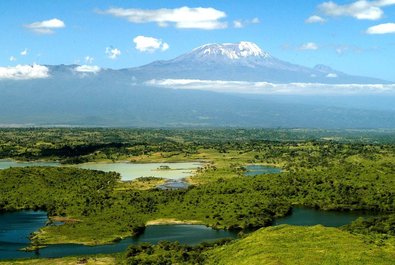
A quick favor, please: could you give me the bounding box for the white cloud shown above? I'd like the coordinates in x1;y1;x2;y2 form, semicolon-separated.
233;20;243;28
25;18;65;34
300;42;319;50
9;56;17;62
335;46;349;54
305;15;326;23
375;0;395;6
251;17;260;24
74;65;101;73
161;42;169;51
332;44;366;55
20;49;28;56
326;73;338;78
318;0;395;20
146;79;395;95
99;6;227;30
133;36;169;52
366;22;395;34
105;47;121;59
0;64;49;80
233;18;260;28
84;56;94;64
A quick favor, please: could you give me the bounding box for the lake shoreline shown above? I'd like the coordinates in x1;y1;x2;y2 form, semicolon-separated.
146;218;203;226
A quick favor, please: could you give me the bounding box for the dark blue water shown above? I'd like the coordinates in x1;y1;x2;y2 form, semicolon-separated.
274;207;371;227
0;208;372;260
0;211;237;260
244;165;282;176
0;211;48;259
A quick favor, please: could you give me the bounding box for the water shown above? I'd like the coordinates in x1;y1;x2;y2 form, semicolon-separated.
0;160;202;181
0;160;59;170
157;180;190;190
0;211;236;260
75;162;202;181
274;207;371;227
0;211;48;259
244;165;282;176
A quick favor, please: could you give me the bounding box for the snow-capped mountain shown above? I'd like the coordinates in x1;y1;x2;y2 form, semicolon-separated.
172;41;271;65
0;41;393;128
130;41;386;84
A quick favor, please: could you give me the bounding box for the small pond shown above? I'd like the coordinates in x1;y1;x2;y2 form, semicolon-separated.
0;211;236;260
157;180;190;190
244;165;282;176
274;207;372;227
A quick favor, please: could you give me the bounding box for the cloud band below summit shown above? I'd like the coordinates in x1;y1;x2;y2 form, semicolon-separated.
146;79;395;95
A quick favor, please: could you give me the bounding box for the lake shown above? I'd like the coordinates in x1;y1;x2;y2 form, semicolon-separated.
244;165;282;176
0;160;60;170
274;207;371;227
74;162;203;181
1;207;371;260
0;160;202;181
0;211;48;259
0;211;236;260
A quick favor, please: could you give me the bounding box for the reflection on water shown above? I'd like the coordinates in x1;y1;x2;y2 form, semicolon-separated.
274;207;371;227
244;165;282;176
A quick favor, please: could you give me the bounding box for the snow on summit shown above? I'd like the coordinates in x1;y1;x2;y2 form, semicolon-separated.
194;41;271;60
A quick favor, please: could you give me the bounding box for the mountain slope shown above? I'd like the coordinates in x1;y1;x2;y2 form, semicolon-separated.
1;76;394;128
129;42;387;84
0;41;394;128
206;225;395;265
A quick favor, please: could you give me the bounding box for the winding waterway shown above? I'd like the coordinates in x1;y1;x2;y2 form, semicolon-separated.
0;162;374;260
0;211;236;260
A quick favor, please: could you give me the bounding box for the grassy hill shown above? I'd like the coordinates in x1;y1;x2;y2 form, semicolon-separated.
205;225;395;265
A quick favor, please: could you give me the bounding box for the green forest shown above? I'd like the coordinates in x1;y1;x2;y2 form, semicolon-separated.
0;128;394;264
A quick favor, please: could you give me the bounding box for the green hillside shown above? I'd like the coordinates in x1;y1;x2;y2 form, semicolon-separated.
206;225;395;265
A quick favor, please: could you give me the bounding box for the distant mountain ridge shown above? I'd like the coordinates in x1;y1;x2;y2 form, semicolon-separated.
38;41;388;84
128;41;388;84
0;41;394;128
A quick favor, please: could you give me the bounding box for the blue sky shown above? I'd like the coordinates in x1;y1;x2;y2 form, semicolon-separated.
0;0;394;81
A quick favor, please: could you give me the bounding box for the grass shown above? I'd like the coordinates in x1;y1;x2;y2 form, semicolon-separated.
206;225;395;265
115;177;166;191
146;218;202;225
34;220;134;246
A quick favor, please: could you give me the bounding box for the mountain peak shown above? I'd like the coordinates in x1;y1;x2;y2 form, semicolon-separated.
192;41;271;60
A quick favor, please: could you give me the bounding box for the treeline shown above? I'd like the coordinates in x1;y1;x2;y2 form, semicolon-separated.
124;239;231;265
0;167;120;216
1;128;395;162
